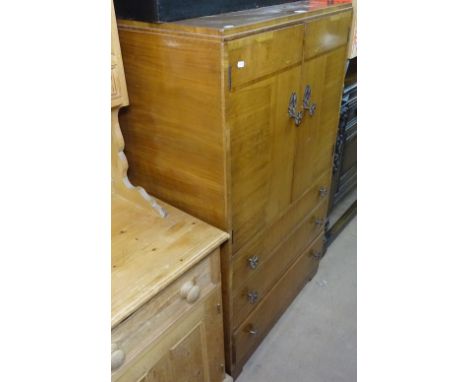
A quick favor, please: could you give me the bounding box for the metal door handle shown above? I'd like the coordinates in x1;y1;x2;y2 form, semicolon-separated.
303;84;317;116
288;92;303;126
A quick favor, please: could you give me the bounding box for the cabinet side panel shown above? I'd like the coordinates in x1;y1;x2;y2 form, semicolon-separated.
118;28;227;229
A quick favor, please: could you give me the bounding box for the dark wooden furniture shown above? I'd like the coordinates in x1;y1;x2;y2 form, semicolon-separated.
331;82;356;207
327;57;357;244
114;0;296;22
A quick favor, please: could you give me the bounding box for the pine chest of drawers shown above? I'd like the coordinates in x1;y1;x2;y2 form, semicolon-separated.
117;1;353;376
111;195;230;382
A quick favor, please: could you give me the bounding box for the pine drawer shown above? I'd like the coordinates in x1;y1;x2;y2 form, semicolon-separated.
111;249;220;378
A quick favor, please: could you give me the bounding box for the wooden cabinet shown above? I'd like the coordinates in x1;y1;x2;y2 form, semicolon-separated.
117;1;353;376
112;249;227;382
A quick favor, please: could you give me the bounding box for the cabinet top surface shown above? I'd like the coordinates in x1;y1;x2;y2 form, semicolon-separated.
111;193;229;328
118;0;352;38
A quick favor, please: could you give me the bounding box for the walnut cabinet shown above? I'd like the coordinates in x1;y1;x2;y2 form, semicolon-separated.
117;1;353;376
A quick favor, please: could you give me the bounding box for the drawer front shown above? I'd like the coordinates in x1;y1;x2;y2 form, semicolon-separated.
113;287;225;382
233;234;324;371
304;11;352;60
227;24;304;89
233;168;331;255
232;201;328;328
111;249;220;378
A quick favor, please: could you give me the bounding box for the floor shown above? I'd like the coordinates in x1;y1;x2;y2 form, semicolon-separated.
236;217;357;382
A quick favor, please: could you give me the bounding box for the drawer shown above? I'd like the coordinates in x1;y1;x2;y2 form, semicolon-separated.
233;234;324;370
113;287;225;382
304;11;352;60
232;200;328;328
111;249;220;378
227;24;304;89
233;168;331;255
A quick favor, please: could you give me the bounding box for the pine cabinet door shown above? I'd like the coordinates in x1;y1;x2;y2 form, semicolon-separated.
292;46;348;201
228;65;302;252
114;289;225;382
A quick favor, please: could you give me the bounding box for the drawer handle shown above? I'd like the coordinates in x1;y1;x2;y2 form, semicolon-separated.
319;186;328;198
315;218;324;226
309;249;323;260
246;325;257;336
111;343;125;371
248;256;259;269
180;280;201;303
288;92;303;127
247;290;259;304
303;85;317;116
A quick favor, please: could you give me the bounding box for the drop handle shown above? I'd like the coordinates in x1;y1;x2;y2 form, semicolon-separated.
303;84;317;116
111;343;125;371
315;218;324;226
246;324;258;336
288;92;303;126
319;186;328;198
247;290;259;304
180;280;201;303
248;256;259;269
308;249;323;260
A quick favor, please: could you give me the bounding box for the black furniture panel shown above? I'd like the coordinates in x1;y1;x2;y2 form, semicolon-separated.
114;0;293;23
326;58;357;246
331;82;357;208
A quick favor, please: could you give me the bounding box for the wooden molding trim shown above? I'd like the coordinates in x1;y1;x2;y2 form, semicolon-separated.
111;1;166;217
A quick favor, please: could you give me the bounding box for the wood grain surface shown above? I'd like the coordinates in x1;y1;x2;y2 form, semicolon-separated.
228;65;302;252
112;194;228;327
118;29;228;230
116;4;352;375
232;233;324;377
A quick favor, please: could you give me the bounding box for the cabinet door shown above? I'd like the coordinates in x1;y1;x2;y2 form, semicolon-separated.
114;289;225;382
292;46;348;201
228;65;302;252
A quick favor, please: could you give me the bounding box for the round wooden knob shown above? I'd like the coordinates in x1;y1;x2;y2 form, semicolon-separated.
186;285;200;303
180;281;200;303
111;344;125;371
180;280;194;298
